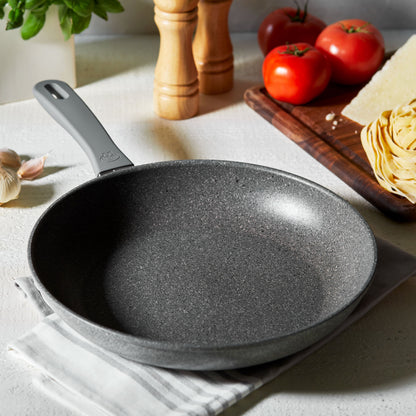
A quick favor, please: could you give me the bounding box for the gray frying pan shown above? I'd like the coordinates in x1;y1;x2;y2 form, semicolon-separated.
29;80;377;370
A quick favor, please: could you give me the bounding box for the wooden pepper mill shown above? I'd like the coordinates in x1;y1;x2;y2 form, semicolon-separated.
153;0;199;120
193;0;233;94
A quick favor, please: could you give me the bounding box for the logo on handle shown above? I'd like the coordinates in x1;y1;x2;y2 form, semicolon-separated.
99;151;121;163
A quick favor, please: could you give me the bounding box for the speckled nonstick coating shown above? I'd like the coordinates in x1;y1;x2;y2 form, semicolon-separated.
29;81;377;370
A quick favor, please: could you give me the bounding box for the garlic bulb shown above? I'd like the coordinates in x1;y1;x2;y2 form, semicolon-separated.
17;155;47;181
0;148;21;169
0;166;21;205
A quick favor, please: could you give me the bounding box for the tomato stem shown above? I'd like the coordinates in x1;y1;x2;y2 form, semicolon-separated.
279;44;310;57
340;22;371;34
290;0;309;23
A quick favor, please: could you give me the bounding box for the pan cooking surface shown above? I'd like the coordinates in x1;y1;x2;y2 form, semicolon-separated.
30;161;376;351
82;228;325;346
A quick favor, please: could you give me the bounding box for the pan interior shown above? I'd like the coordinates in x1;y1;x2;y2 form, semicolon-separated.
30;162;375;348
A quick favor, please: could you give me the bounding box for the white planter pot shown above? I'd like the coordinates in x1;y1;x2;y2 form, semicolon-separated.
0;6;76;104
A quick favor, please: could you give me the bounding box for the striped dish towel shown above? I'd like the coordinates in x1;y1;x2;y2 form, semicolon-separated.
8;238;416;416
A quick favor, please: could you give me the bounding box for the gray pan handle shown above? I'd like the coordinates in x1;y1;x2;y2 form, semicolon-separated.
33;80;133;176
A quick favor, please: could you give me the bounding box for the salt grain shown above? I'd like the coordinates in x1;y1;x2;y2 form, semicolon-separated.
325;112;336;121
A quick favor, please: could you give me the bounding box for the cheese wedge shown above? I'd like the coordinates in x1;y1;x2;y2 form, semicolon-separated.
342;34;416;126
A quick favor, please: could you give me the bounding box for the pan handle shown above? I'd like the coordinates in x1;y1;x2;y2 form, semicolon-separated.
33;80;133;176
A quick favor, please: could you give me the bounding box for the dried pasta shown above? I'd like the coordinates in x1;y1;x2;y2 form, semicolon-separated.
361;100;416;203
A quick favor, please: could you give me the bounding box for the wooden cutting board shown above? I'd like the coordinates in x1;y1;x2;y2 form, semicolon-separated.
244;84;416;221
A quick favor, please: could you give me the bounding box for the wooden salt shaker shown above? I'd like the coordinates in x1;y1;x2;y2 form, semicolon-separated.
153;0;199;120
193;0;233;94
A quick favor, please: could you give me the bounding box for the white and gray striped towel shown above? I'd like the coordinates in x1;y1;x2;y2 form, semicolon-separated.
8;238;416;416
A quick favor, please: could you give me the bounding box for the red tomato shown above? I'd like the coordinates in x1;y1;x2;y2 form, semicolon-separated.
258;6;326;56
315;19;385;85
263;43;331;105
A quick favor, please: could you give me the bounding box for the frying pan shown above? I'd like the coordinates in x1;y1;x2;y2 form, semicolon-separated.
29;80;377;370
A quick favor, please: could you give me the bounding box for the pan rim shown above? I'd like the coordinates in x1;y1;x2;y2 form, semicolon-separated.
28;159;377;354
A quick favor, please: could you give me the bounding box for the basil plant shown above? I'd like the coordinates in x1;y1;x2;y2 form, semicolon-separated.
0;0;124;40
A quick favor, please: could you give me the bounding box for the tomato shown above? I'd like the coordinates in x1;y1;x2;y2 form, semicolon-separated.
258;4;326;56
263;43;331;105
315;19;385;85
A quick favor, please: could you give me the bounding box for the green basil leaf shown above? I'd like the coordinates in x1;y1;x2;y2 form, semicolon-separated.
8;0;19;10
34;4;50;14
71;11;91;33
58;4;72;39
6;7;24;30
21;11;46;39
97;0;124;13
93;3;107;20
0;0;6;19
63;0;94;17
58;3;68;24
26;0;46;10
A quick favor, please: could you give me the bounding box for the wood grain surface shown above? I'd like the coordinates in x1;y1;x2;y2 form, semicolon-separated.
193;0;234;94
153;0;199;120
244;85;416;221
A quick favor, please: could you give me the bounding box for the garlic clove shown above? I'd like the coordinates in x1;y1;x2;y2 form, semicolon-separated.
0;148;21;169
0;166;21;205
17;155;47;181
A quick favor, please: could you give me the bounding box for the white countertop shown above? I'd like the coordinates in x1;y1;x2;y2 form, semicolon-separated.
1;31;416;415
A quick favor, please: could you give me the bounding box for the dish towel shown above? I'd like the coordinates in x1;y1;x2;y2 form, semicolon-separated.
8;238;416;416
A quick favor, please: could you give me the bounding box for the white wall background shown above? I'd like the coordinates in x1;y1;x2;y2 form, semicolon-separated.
82;0;416;36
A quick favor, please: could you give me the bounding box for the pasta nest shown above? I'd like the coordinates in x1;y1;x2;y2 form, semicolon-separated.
361;100;416;203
